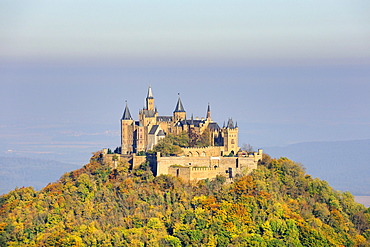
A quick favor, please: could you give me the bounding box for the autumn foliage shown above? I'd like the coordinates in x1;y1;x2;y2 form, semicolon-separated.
0;153;369;246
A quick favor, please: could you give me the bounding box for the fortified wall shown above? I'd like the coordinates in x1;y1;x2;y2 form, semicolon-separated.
102;148;263;182
155;149;262;181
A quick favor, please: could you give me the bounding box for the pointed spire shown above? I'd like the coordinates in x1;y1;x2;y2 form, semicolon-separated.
190;114;194;125
174;93;186;112
223;121;226;128
235;121;238;128
147;86;154;99
121;101;133;120
206;103;211;119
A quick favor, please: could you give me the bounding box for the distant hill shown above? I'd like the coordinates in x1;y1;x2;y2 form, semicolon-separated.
264;139;370;195
0;156;80;195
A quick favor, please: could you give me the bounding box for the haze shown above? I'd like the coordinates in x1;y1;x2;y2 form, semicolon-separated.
1;1;370;165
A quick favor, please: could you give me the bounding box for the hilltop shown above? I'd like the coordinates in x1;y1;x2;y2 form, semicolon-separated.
0;152;369;246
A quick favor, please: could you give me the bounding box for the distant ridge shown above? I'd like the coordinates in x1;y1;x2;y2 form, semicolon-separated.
0;156;80;195
265;139;370;195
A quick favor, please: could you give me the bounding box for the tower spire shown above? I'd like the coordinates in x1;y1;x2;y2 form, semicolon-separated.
174;93;185;112
147;85;153;99
122;101;133;120
146;86;155;111
206;103;211;120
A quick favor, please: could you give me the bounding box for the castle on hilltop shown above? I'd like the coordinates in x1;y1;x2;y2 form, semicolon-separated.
103;86;262;182
120;86;239;156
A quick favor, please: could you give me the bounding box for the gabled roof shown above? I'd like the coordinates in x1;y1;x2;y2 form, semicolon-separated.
149;125;160;135
174;96;186;112
157;130;165;136
121;103;133;120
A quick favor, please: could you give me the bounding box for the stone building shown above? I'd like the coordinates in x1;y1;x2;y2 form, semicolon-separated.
105;86;263;182
120;86;239;156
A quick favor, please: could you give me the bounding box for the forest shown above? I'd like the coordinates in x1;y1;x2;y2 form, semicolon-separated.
0;152;369;246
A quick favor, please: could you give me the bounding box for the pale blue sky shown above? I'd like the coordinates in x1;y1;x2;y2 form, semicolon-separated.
1;1;370;164
1;1;369;64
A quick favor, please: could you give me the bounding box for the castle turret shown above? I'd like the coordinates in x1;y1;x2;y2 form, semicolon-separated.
173;94;186;122
121;102;135;154
139;86;157;129
223;118;239;155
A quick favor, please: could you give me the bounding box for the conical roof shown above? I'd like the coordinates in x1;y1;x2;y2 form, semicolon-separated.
121;103;133;120
147;86;154;99
174;95;185;112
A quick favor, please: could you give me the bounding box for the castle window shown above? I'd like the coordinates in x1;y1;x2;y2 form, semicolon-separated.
231;139;235;144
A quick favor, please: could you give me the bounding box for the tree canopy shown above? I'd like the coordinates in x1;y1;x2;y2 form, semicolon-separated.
0;153;369;246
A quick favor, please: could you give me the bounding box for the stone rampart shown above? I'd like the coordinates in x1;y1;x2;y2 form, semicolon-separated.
181;146;223;157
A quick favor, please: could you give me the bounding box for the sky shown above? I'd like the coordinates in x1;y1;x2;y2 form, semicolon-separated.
1;1;370;165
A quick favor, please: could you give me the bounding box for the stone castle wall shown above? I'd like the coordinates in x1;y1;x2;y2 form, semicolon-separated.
181;146;223;157
102;148;262;182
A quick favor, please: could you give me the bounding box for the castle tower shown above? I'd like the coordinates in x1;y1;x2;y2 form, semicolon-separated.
139;86;158;128
121;102;135;154
223;118;239;155
173;94;186;122
146;86;155;111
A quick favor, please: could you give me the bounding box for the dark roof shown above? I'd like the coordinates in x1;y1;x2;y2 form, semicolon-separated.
121;104;132;120
149;125;159;135
157;130;165;136
174;97;185;112
157;116;173;122
227;118;235;129
142;109;156;117
178;119;205;127
208;122;220;131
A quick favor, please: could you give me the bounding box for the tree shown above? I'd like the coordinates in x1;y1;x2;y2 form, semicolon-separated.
196;128;211;147
153;139;183;156
241;143;254;152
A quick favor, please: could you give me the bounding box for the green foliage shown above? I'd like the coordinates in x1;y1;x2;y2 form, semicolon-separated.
136;151;146;156
0;154;369;246
153;136;184;156
195;128;211;147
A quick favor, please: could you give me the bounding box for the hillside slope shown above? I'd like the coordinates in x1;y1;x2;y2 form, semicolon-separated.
265;139;370;195
0;153;369;246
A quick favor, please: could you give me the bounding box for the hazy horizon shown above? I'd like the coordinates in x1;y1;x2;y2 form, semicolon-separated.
1;1;370;165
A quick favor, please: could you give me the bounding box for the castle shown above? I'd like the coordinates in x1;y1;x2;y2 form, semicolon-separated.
103;86;262;182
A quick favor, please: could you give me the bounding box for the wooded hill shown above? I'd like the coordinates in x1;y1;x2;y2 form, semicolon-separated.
0;152;369;246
